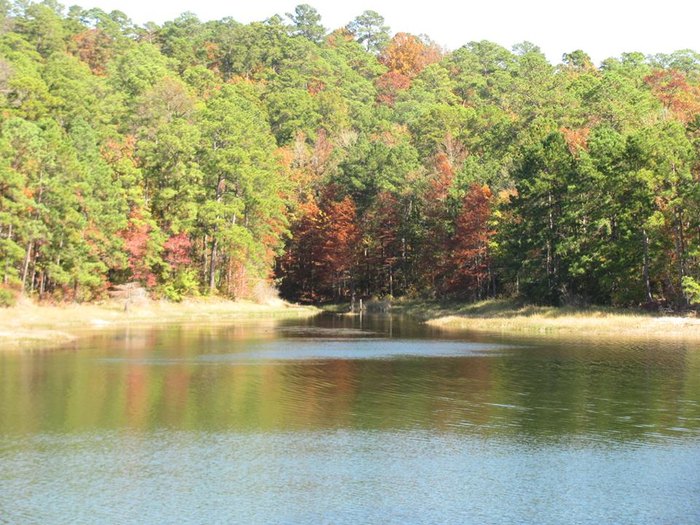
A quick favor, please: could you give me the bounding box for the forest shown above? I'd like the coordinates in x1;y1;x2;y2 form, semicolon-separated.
1;1;699;308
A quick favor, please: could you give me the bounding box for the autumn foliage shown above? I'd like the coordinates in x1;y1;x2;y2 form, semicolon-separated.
375;33;442;106
376;71;411;106
120;210;158;288
3;4;700;309
645;69;700;123
379;33;442;79
361;191;403;295
279;192;360;301
444;185;494;298
561;127;591;156
163;232;192;269
72;29;113;75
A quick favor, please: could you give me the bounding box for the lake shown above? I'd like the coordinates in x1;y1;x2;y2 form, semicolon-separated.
1;314;699;524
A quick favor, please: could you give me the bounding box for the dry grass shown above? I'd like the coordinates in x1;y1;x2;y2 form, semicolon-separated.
0;296;318;350
395;298;700;340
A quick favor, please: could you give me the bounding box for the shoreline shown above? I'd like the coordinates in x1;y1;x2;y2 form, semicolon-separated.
5;297;700;350
0;298;319;351
391;299;700;340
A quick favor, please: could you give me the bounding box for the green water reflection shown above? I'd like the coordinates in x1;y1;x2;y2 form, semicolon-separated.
2;314;699;442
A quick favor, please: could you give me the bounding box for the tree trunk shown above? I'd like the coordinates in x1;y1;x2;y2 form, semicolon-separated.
401;237;407;292
3;224;12;285
30;265;37;294
39;272;46;299
547;192;554;296
208;171;225;294
642;228;653;303
389;266;393;297
21;241;33;294
202;236;209;285
675;208;687;307
209;237;218;293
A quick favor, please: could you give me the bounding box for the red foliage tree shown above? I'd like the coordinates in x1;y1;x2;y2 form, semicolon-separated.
376;71;411;106
72;29;114;75
278;192;360;301
120;210;157;287
444;184;494;298
427;152;455;202
163;232;192;269
361;191;403;295
315;194;360;299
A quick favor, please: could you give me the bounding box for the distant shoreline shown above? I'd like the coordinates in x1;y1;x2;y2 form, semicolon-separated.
0;298;319;351
390;299;700;340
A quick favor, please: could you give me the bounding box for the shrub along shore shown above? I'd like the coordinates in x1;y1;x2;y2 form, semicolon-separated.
0;298;318;350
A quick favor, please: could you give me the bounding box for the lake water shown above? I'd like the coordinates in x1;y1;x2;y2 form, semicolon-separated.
1;314;699;524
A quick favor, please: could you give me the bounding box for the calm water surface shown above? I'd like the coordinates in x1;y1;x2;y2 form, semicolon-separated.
1;314;699;524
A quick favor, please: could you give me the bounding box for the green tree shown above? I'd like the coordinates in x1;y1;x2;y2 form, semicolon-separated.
286;4;325;43
337;133;421;213
501;133;579;304
347;10;390;54
197;84;287;295
108;42;170;98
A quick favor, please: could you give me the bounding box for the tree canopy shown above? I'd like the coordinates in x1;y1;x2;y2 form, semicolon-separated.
1;2;699;309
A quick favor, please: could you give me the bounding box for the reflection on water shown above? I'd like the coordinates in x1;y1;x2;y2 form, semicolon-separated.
99;340;511;364
1;314;700;523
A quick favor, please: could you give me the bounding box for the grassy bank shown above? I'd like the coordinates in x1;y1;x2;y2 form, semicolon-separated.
392;298;700;340
0;297;319;350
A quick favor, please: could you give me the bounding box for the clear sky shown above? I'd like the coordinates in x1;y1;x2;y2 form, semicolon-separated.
71;0;699;65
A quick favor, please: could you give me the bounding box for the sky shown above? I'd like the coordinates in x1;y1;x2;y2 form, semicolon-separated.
70;0;699;65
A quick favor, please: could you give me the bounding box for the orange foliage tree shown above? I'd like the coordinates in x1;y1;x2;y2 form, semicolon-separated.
379;32;442;79
376;33;442;106
645;69;700;123
561;127;591;156
317;195;360;298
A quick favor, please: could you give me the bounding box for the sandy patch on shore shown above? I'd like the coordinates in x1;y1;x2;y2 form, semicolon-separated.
0;298;318;350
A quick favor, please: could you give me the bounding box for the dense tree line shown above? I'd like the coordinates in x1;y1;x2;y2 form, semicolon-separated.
1;2;699;307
